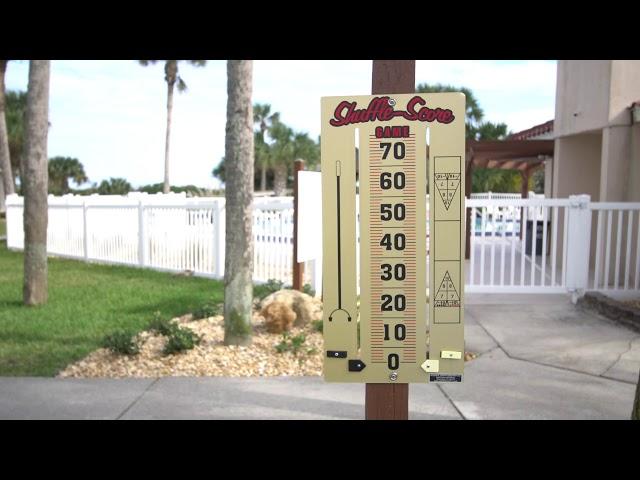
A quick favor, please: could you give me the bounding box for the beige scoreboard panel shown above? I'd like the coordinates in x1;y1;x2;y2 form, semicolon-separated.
321;93;465;383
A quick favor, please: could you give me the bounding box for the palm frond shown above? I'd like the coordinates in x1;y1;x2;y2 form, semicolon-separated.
176;76;188;93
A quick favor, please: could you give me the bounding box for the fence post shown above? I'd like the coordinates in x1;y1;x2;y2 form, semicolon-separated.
83;200;89;261
309;257;323;298
293;159;305;290
565;194;591;303
138;200;146;266
213;198;224;279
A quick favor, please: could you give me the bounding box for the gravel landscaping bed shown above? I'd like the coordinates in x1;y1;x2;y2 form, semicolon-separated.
58;298;476;378
58;313;324;378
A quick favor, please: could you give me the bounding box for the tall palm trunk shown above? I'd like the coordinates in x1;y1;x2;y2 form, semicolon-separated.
273;163;287;196
260;162;267;192
0;172;5;213
163;72;175;194
23;60;50;306
0;60;15;204
223;60;254;346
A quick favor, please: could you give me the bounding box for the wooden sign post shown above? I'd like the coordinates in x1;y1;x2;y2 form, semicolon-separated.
320;61;466;420
367;60;415;420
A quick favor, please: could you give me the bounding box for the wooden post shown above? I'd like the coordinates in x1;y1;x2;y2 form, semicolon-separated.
519;169;529;240
365;60;414;420
293;159;305;291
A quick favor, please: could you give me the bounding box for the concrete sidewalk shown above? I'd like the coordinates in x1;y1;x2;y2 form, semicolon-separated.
1;294;638;419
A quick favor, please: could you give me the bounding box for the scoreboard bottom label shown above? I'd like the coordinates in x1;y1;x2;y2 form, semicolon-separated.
429;374;463;383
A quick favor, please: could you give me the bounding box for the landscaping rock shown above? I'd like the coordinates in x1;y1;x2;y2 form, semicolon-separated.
262;301;296;333
260;289;322;328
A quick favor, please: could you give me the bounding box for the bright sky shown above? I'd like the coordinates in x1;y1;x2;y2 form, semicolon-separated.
5;60;557;189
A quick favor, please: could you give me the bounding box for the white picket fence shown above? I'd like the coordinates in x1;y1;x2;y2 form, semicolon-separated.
470;191;543;200
466;195;640;298
6;192;639;299
5;193;316;289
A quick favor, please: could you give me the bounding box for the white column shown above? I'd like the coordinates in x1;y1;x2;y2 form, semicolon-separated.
565;194;592;302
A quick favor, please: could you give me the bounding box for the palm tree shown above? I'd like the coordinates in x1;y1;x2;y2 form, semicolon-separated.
48;157;88;195
292;131;320;168
223;60;254;346
269;120;294;196
253;103;279;191
97;177;132;195
5;91;27;189
23;60;50;306
416;83;483;139
0;60;14;211
139;60;206;194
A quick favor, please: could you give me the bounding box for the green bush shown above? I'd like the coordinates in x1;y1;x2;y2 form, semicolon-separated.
102;331;140;356
275;332;308;355
311;320;323;333
148;312;176;336
302;283;316;297
162;326;202;355
253;279;285;300
192;302;220;320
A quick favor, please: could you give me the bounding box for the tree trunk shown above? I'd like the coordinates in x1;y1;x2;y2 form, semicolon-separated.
0;60;15;203
163;62;176;195
260;162;267;192
273;163;287;196
223;60;254;346
23;60;50;306
633;368;640;419
0;172;5;213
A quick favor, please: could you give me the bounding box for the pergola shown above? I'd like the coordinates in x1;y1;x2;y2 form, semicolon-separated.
463;139;555;258
465;139;554;198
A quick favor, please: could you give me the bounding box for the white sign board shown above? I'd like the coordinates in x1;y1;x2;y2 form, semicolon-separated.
296;170;322;262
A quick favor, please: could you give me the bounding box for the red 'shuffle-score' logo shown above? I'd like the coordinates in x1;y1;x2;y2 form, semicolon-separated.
329;95;455;127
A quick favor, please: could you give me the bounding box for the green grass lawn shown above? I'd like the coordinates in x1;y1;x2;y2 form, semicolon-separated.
0;241;224;376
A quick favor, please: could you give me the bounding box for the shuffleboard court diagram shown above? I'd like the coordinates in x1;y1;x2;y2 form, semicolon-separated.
435;173;461;211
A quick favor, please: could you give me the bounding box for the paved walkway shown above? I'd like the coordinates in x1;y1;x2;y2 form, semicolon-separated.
1;294;638;419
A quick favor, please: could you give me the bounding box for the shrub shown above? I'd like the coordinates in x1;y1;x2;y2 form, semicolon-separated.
302;283;316;297
254;279;285;300
102;331;140;356
311;320;323;333
148;312;176;336
275;332;307;355
162;326;202;355
192;302;220;320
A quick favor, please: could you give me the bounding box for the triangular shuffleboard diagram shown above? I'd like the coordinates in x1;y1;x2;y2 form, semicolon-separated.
433;271;460;307
434;173;460;210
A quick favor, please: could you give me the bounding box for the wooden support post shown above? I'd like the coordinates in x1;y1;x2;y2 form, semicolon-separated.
519;169;529;240
366;60;415;420
293;159;305;291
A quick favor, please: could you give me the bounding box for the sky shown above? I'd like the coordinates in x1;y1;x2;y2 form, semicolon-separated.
5;60;557;190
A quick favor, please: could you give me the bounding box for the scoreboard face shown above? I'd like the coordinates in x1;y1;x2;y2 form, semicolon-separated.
321;92;465;383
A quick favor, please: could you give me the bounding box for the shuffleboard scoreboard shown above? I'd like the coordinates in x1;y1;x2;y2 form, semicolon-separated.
321;92;465;383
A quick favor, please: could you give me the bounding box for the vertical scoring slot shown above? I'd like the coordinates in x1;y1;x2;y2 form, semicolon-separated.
369;128;417;368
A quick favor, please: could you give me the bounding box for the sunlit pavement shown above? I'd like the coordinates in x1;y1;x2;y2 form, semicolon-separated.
1;294;638;419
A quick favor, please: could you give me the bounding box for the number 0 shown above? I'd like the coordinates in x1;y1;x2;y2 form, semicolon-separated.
388;353;399;370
